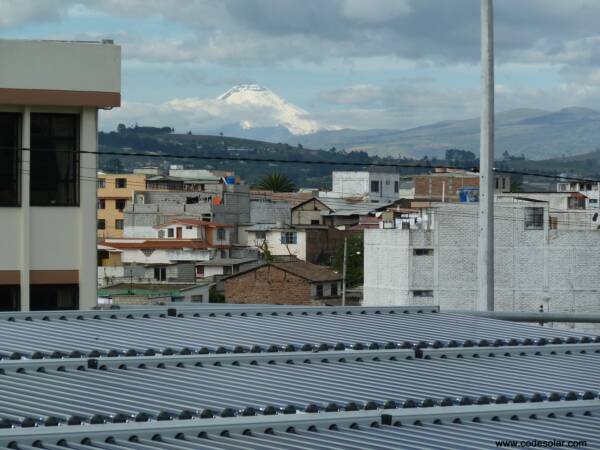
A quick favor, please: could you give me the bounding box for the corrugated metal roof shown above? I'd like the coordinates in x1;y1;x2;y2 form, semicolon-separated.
0;346;599;427
0;304;598;448
0;307;591;359
2;401;599;449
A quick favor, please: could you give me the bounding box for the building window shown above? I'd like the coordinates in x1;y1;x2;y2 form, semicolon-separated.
115;199;126;211
316;284;323;297
97;179;106;189
97;219;106;230
186;226;193;230
115;219;124;230
154;267;167;281
413;249;434;256
142;249;154;257
30;284;78;310
524;207;544;230
167;228;174;238
30;114;79;206
330;283;338;296
223;266;232;275
217;228;226;240
191;294;204;303
394;181;399;193
311;219;320;225
0;113;20;206
281;231;297;244
0;285;20;311
413;290;434;298
558;183;567;192
370;180;380;193
97;199;105;209
255;231;266;240
115;178;127;189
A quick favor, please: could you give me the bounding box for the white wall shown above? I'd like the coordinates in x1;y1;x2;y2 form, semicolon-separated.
0;40;120;93
332;171;400;202
248;229;307;261
364;203;600;326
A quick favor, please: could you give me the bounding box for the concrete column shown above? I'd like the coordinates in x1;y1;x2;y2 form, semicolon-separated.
478;0;495;311
20;107;30;311
78;107;98;309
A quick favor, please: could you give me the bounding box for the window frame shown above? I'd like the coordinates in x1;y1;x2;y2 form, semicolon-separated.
524;207;544;230
0;285;20;311
0;113;21;207
30;284;79;311
280;231;297;245
115;219;124;230
115;178;127;189
315;284;324;297
115;198;127;211
330;283;338;297
97;198;106;209
30;113;80;207
97;219;106;230
370;180;380;193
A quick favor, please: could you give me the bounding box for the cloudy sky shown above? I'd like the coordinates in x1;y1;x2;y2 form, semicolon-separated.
2;0;600;132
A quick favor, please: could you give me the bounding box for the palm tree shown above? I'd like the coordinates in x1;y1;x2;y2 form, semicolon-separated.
255;172;296;192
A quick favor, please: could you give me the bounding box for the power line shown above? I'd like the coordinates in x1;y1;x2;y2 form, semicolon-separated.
9;145;600;185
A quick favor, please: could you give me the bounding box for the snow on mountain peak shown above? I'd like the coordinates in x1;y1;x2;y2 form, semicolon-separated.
216;84;324;135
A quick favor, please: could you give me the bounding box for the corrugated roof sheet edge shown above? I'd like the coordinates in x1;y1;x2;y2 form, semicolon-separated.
1;400;599;447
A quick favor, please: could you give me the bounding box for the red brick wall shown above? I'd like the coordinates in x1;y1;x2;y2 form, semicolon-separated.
414;175;479;202
224;265;314;305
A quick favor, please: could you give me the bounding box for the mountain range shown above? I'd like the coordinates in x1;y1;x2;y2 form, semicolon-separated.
212;85;600;160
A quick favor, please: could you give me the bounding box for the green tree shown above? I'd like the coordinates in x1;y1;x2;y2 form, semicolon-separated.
332;234;363;288
255;172;296;192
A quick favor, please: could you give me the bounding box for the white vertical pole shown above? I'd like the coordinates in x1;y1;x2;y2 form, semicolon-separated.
20;107;31;311
342;237;347;306
478;0;495;311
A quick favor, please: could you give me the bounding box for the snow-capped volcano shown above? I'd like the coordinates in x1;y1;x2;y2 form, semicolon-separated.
216;84;324;135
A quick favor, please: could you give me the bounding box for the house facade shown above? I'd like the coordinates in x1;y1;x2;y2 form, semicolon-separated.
97;172;147;238
0;39;120;311
557;181;600;209
224;259;343;305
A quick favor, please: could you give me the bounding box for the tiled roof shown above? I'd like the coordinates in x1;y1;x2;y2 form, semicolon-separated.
270;260;342;282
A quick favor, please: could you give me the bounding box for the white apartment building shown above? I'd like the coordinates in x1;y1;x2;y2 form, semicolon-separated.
557;181;600;209
364;201;600;319
330;171;401;203
0;39;120;311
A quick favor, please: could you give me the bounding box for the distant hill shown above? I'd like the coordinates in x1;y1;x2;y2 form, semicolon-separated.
99;125;600;189
291;107;600;160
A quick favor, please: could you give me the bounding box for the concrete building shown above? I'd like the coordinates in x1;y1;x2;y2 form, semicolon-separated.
224;259;343;305
0;39;120;311
97;172;147;238
557;181;600;209
99;281;211;305
364;201;600;321
330;171;401;203
125;183;250;243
